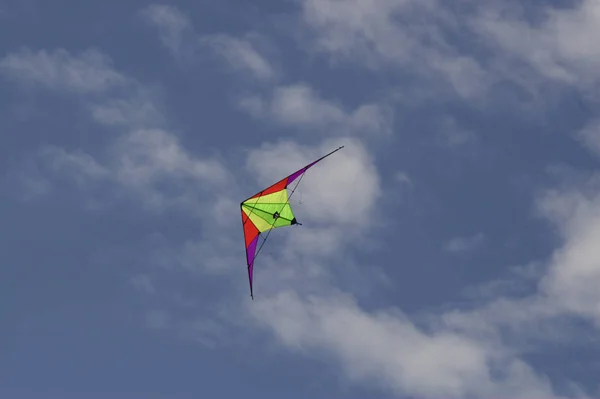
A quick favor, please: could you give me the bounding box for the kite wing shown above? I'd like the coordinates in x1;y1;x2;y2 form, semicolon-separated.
240;145;344;299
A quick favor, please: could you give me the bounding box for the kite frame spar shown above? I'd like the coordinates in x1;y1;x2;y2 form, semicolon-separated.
240;145;344;299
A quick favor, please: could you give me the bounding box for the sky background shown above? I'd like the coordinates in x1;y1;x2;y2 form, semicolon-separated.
2;0;600;398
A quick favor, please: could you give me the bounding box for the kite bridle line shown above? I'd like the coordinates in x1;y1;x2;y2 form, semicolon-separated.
242;145;345;299
252;171;306;263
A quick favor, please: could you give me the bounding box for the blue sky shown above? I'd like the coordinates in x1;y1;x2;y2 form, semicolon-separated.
2;0;600;398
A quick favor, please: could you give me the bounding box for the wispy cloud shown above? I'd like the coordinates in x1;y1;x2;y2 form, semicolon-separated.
139;4;193;61
435;116;478;148
0;43;243;354
0;48;129;93
239;83;392;136
536;178;600;324
444;232;485;253
295;0;600;107
297;0;491;99
6;1;600;397
89;96;163;128
11;128;229;214
141;4;275;82
142;4;391;140
202;34;276;81
394;171;411;185
0;43;246;359
131;274;156;295
436;170;600;375
1;46;229;215
0;46;162;132
472;0;600;88
112;128;228;190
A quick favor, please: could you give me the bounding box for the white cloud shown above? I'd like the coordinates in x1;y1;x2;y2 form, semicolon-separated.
270;84;345;125
297;0;491;98
0;48;128;92
240;83;392;136
472;0;600;88
251;291;554;399
295;0;600;103
536;181;600;325
431;168;600;391
112;128;228;189
577;118;600;157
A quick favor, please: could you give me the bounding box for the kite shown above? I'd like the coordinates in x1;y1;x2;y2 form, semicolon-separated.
240;145;344;299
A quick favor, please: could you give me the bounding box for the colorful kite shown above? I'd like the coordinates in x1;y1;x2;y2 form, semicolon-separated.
240;146;344;299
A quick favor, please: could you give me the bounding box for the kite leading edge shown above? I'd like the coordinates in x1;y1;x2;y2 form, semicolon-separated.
240;145;344;299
